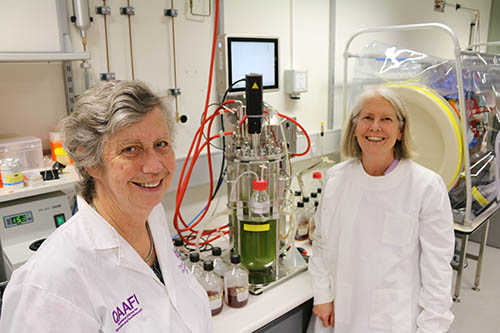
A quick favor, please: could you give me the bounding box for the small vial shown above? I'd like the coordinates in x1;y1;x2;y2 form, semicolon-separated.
201;260;223;316
295;202;309;241
224;254;249;308
188;252;203;281
212;247;227;279
173;237;189;261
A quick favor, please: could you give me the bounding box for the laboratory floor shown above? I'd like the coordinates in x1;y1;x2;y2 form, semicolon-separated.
449;242;500;333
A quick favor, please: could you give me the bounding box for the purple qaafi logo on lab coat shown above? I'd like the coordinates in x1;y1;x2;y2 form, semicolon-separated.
173;248;189;274
112;294;143;332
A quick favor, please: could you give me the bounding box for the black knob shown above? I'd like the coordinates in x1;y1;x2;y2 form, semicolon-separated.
204;259;214;271
189;252;200;263
180;115;188;123
230;254;241;264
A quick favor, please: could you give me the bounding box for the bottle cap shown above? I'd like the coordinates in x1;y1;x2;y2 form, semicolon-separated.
252;178;268;191
313;172;322;179
230;254;241;264
297;201;304;208
174;237;184;246
311;192;317;198
294;190;302;196
303;196;310;203
189;252;200;263
212;246;222;256
203;259;214;271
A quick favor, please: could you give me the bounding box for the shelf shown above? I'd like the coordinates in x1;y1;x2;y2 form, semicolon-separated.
0;51;89;63
0;165;79;203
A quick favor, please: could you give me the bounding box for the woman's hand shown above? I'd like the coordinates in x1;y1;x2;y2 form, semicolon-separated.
312;301;335;327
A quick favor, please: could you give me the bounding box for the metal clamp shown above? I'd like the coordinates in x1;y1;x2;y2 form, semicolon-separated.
120;6;135;16
169;88;181;96
96;6;111;15
164;8;178;17
100;72;116;81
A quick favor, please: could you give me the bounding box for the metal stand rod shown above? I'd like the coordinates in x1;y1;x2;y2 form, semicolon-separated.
473;220;490;290
454;233;469;303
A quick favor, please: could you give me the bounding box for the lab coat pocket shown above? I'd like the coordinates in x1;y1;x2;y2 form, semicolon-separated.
382;213;416;247
369;289;412;331
334;283;352;324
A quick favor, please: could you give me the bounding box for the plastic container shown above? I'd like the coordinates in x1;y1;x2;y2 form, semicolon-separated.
1;158;24;191
224;254;249;308
0;137;43;170
49;132;72;165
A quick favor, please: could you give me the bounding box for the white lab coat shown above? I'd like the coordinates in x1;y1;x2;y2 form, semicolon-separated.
309;159;455;333
0;196;213;333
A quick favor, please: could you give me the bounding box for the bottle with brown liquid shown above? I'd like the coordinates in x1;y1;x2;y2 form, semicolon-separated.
224;254;249;308
201;260;223;316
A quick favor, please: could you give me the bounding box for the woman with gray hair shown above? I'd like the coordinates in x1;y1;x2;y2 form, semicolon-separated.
0;81;213;332
309;87;455;332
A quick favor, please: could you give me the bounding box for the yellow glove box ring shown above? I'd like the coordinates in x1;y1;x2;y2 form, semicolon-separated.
384;83;463;190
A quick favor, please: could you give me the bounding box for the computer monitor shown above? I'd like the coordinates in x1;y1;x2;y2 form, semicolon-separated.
216;35;279;97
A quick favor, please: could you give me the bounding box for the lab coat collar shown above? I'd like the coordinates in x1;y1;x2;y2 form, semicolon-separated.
77;196;120;250
77;196;160;281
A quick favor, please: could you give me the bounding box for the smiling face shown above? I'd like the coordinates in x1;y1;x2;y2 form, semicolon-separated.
354;96;402;163
91;107;175;216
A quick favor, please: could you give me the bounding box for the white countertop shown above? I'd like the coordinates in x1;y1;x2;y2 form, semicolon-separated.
213;241;314;333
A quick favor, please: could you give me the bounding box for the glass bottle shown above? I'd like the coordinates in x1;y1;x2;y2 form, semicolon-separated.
241;178;276;285
309;200;319;245
173;237;189;262
211;247;227;279
295;201;309;241
310;191;318;204
188;252;203;281
250;179;270;220
312;172;323;196
302;196;311;215
224;254;249;308
201;260;223;316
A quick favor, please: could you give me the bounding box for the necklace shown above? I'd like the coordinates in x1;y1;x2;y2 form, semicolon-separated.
144;222;154;263
92;201;154;263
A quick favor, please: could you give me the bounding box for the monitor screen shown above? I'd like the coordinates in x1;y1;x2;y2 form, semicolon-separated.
227;37;279;93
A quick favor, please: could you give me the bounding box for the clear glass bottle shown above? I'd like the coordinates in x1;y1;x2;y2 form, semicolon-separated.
309;200;319;245
295;201;309;241
201;260;223;316
211;247;227;279
173;237;189;262
242;178;276;284
312;172;323;196
250;179;270;220
188;252;203;281
224;254;249;308
302;196;311;216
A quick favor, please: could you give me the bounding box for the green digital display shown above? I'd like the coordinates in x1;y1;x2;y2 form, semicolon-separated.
54;214;66;228
3;211;34;228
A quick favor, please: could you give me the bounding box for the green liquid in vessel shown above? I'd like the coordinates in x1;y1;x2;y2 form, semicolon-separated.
239;218;277;285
